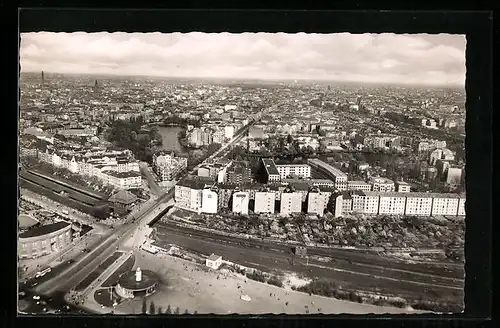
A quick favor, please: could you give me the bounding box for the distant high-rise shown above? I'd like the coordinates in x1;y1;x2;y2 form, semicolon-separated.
41;71;44;85
95;80;98;87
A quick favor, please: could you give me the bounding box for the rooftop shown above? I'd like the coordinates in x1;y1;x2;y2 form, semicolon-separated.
207;254;222;261
108;190;138;205
307;158;347;178
262;158;279;176
19;221;70;239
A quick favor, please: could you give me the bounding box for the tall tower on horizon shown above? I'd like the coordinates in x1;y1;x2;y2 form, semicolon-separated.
41;71;44;85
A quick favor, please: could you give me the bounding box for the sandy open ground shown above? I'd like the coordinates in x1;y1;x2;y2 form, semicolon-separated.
114;250;426;315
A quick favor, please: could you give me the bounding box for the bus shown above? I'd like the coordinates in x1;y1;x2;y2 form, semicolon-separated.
35;266;51;278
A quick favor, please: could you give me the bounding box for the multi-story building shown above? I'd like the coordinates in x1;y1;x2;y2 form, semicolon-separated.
254;190;276;214
99;170;142;189
232;191;250;215
201;187;218;214
175;177;214;212
280;187;303;216
457;197;466;216
307;186;328;217
378;192;407;215
347;180;372;192
446;167;463;186
275;164;311;179
341;191;353;214
19;222;72;259
307;159;348;190
153;152;188;182
329;192;344;218
404;193;434;216
217;184;235;210
351;191;380;214
370;177;395;192
431;194;461;216
396;181;411;192
226;161;252;185
261;158;281;183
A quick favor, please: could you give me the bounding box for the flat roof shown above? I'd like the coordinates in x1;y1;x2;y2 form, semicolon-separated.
262;158;280;175
348;180;370;185
207;254;222;261
19;221;70;238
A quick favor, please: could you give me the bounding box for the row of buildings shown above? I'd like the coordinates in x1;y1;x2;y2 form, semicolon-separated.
187;124;237;148
21;144;143;189
174;176;465;218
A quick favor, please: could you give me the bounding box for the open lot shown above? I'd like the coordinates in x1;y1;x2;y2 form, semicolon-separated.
151;223;463;309
113;251;426;315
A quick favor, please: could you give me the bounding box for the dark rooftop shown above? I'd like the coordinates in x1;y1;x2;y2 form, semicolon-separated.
19;221;70;239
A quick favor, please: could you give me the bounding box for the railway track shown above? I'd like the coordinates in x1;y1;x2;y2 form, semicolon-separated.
20;171;105;207
27;170;105;200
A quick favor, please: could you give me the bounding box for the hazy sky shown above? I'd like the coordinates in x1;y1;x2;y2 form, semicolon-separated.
20;32;466;86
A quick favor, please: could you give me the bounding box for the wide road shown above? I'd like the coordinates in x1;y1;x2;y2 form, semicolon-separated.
34;191;173;296
153;223;463;302
30;120;255;298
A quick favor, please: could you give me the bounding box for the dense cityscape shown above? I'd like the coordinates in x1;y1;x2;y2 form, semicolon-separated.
18;32;466;315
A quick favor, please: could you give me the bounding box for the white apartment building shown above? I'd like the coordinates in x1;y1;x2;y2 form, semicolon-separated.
276;164;311;179
431;195;460;216
99;170;142;189
347;180;372;192
280;192;302;216
371;177;395;192
175;179;206;212
201;188;218;214
378;193;407;215
458;197;466;216
404;193;434;216
254;191;276;214
351;191;379;214
307;191;327;216
396;181;411;192
232;191;250;215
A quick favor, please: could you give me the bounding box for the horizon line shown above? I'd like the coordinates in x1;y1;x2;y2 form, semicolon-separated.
20;70;465;88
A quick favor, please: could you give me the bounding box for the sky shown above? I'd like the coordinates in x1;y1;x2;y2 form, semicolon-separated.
20;32;466;86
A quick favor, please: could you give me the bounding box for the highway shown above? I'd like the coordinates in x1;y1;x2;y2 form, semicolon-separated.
33;191;173;296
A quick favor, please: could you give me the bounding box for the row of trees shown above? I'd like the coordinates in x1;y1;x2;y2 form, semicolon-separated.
163;115;201;128
141;299;197;315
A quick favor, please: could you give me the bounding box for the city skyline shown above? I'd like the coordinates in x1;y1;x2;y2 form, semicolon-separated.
20;32;466;86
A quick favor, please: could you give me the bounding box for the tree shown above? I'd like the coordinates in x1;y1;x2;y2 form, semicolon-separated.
193;310;198;315
142;298;147;314
174;307;180;315
165;305;172;314
287;134;294;144
149;301;156;314
184;309;189;314
157;306;163;314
